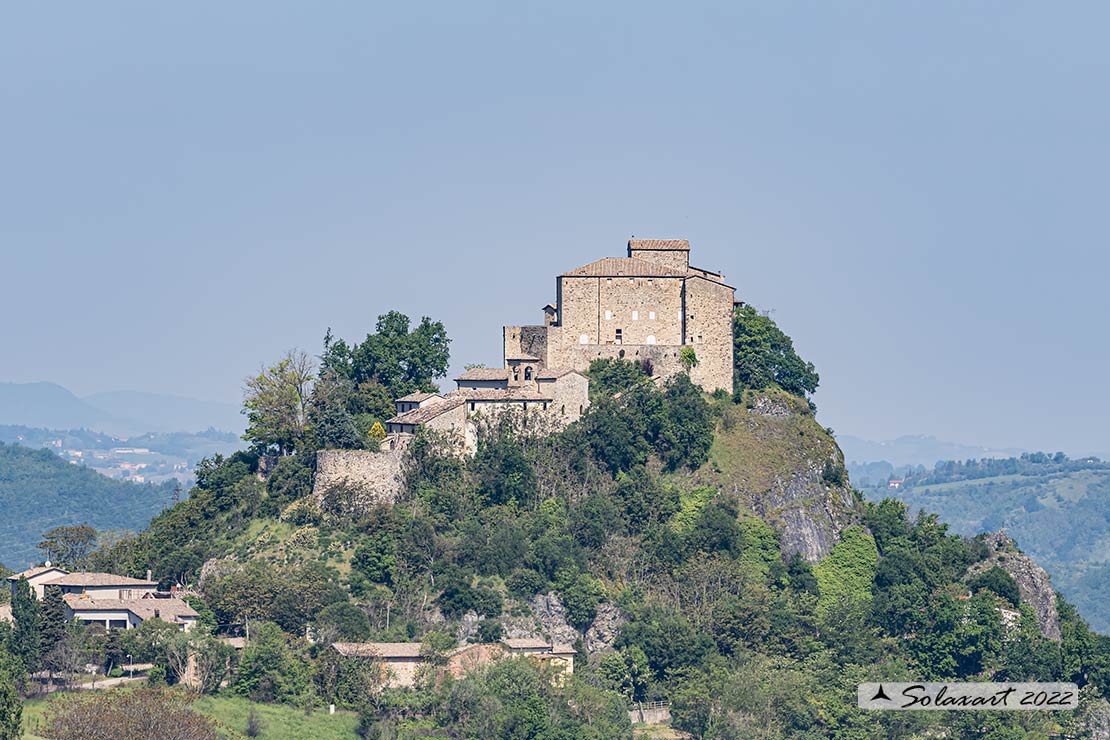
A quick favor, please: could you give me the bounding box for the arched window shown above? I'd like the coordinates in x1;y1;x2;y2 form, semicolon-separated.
524;367;533;381
646;335;656;345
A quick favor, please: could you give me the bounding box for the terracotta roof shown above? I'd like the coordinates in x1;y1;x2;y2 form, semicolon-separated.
542;303;557;311
386;398;465;425
455;368;511;381
535;367;584;381
505;352;540;361
396;391;441;403
502;638;551;650
561;257;685;278
550;644;577;655
7;566;68;582
220;637;247;650
48;572;157;588
449;388;553;402
628;238;690;251
63;595;198;623
332;642;424;658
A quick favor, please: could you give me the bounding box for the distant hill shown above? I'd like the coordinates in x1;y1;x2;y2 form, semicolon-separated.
0;441;179;569
85;390;242;435
876;453;1110;632
0;381;242;435
838;433;1025;468
0;381;113;431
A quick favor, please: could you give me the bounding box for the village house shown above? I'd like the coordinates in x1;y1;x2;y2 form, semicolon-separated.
6;566;199;631
379;365;589;455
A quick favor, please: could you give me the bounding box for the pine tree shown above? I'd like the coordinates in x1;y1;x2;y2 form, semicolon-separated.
40;585;68;659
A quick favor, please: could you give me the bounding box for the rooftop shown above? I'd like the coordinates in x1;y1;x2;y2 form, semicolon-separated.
386;397;466;425
502;638;551;650
48;572;158;588
628;238;690;251
7;566;68;582
396;391;441;403
561;257;685;278
63;594;198;622
332;642;424;658
535;367;585;381
455;367;511;381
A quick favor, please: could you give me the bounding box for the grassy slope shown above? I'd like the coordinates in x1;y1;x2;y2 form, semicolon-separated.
685;389;859;553
22;693;361;740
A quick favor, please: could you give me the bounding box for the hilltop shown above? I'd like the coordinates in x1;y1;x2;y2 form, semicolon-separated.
33;308;1102;739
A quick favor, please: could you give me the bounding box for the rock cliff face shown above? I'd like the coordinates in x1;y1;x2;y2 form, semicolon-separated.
695;390;860;561
499;592;624;654
968;531;1062;641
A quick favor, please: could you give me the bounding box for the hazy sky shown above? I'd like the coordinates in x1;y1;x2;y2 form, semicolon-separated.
2;2;1107;454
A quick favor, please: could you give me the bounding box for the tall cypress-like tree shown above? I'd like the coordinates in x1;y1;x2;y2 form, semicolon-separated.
40;585;68;667
11;577;41;673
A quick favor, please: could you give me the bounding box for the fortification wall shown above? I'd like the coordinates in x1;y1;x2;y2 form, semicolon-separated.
684;277;735;394
313;449;405;508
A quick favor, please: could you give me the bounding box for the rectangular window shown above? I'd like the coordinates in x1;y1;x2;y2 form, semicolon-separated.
632;310;638;321
605;310;612;320
649;311;655;320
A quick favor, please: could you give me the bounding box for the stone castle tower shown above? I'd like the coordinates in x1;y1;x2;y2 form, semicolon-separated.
503;239;736;394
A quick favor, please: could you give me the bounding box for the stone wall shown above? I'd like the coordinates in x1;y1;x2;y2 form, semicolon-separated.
313;449;405;509
684;276;735;394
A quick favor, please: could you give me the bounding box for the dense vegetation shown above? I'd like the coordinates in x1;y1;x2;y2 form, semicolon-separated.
3;308;1109;739
876;452;1110;633
0;442;176;569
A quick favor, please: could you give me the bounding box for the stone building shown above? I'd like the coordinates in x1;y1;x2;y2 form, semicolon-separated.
504;239;736;394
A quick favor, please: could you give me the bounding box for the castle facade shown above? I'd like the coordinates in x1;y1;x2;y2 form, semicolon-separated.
503;239;736;394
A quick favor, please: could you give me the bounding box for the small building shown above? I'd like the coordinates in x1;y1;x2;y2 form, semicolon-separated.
332;642;425;688
7;565;71;600
62;593;199;631
46;572;158;601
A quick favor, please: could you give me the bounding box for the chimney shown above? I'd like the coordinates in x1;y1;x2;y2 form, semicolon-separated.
146;569;152;582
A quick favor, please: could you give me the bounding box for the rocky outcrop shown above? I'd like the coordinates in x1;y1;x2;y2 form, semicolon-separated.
499;593;625;654
701;390;861;562
967;531;1061;641
584;602;626;653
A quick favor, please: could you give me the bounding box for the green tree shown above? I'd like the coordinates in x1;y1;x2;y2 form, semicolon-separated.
40;585;68;661
37;524;97;569
307;370;362;450
587;357;647;400
348;311;451;397
234;622;308;703
0;648;20;740
242;349;315;455
10;577;40;673
733;305;819;398
598;646;651;702
969;566;1021;607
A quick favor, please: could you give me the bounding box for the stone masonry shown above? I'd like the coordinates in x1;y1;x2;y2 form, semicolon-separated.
504;239;736;394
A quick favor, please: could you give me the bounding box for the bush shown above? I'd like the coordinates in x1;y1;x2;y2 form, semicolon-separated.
44;688;217;739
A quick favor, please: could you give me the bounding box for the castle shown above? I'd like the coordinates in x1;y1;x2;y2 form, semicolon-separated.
504;239;736;395
313;239;737;506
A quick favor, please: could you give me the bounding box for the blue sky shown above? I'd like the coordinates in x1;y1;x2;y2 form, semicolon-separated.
2;2;1107;454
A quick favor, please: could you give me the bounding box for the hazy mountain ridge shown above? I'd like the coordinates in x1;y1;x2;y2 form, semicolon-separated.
0;380;242;436
838;433;1026;468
